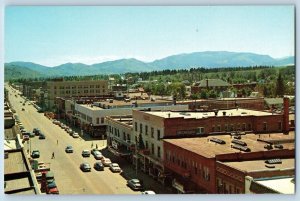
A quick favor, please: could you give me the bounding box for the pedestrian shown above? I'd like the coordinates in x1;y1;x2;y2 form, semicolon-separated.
91;142;94;148
57;140;58;145
96;144;98;149
51;152;55;159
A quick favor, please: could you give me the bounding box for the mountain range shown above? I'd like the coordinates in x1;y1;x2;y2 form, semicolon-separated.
5;51;294;80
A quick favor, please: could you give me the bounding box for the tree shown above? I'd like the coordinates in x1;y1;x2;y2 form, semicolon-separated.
276;73;285;97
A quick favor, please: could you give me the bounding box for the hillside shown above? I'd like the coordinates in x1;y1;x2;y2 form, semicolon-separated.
4;51;294;80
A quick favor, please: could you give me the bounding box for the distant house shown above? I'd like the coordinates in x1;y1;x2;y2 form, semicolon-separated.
191;79;231;94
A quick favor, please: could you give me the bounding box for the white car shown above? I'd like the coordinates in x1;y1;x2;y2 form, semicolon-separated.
101;158;112;166
141;190;156;195
109;163;122;173
72;132;79;138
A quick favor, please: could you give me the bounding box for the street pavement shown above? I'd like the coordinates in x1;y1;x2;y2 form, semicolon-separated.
7;86;140;195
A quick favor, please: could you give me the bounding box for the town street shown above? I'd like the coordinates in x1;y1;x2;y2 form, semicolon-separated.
7;86;139;195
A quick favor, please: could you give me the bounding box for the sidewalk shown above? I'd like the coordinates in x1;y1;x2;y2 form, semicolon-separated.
101;148;173;194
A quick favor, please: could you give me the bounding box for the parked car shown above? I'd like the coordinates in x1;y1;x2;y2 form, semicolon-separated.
66;128;73;134
65;145;74;153
33;128;41;136
101;158;112;166
93;151;103;160
109;163;122;173
39;133;46;139
91;148;100;156
24;132;35;138
82;150;90;157
31;150;40;158
80;163;91;172
23;135;30;141
127;179;144;191
94;162;104;171
141;190;156;195
72;132;79;138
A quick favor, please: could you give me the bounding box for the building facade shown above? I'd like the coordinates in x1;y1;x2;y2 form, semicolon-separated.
47;79;109;109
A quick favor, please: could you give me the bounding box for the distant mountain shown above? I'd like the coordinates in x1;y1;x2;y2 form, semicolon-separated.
150;51;293;69
4;64;44;80
5;51;294;79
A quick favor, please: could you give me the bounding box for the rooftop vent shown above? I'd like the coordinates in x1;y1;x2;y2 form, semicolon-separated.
231;139;247;146
231;144;251;152
210;137;226;144
264;144;273;150
265;159;282;164
274;144;283;149
223;111;226;116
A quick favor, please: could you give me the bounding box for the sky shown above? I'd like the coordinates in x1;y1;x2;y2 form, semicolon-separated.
5;6;295;67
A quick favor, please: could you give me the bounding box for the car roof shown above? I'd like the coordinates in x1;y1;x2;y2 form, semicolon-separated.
130;179;140;182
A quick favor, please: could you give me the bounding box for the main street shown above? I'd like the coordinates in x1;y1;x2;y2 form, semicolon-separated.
7;86;139;195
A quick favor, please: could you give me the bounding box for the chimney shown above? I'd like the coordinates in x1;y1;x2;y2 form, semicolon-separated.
283;97;289;133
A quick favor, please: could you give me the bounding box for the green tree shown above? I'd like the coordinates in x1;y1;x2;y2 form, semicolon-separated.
276;73;285;97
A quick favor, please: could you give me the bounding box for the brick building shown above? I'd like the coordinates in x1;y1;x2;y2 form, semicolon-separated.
177;97;265;111
163;132;295;193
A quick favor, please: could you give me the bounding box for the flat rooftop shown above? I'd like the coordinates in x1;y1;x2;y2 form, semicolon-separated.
255;177;295;194
106;115;133;127
221;158;294;173
4;151;27;174
146;108;275;119
164;132;295;158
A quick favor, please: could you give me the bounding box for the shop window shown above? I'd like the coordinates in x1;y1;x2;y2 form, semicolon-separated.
278;121;282;130
263;122;267;131
96;118;99;124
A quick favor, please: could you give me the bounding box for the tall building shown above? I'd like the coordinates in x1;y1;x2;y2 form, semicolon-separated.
46;80;109;109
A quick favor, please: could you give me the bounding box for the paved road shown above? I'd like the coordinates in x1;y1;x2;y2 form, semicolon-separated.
7;86;139;195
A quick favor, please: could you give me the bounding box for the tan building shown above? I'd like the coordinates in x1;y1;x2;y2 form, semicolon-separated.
47;80;109;109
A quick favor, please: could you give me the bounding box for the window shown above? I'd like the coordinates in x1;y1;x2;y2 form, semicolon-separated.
84;90;88;93
242;123;246;131
90;89;94;93
145;141;148;149
101;117;104;124
230;124;234;131
212;125;215;132
278;121;282;130
123;132;126;140
145;125;148;135
96;85;100;88
196;127;204;134
103;89;106;93
135;122;137;132
248;123;252;131
151;144;154;154
90;85;94;88
140;123;143;133
127;134;130;142
263;122;267;131
224;124;228;132
96;118;99;124
157;146;161;158
157;129;161;140
203;166;210;181
217;125;221;132
151;127;154;138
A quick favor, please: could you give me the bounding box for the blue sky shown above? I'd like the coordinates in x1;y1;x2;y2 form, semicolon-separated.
5;6;294;66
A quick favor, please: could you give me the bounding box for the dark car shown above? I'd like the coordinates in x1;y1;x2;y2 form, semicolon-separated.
31;150;40;158
65;145;74;153
94;162;104;171
33;128;41;136
127;179;144;191
80;163;91;172
82;150;91;157
39;133;46;139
